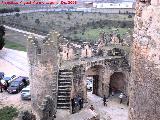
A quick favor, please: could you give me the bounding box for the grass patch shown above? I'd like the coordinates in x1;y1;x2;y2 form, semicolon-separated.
71;27;132;42
0;106;18;120
5;40;26;52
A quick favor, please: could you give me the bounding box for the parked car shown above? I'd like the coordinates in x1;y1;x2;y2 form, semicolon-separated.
21;85;31;100
7;76;29;94
0;75;16;91
0;79;7;91
87;80;92;90
0;72;4;79
2;75;16;85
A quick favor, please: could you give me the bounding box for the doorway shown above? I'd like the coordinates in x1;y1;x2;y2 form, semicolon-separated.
92;75;99;95
109;72;126;95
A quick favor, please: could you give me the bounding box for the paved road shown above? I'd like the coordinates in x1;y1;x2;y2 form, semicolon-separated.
0;48;29;76
0;8;75;17
0;7;134;17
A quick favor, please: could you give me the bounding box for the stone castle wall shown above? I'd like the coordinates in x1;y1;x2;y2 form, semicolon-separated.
129;0;160;120
27;31;59;120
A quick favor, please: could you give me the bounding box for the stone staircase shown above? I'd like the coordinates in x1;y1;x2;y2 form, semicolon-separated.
57;69;73;109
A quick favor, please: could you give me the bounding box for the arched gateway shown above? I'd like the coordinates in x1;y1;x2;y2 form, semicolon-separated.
109;72;127;95
70;56;131;100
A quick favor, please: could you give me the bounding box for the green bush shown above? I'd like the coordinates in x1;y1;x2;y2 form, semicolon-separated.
0;106;18;120
0;37;5;50
19;110;36;120
15;13;20;17
0;7;20;13
35;19;40;25
0;25;5;50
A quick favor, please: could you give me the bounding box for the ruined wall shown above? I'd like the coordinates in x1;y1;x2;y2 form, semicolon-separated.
71;65;86;100
102;68;129;97
81;45;92;58
110;36;120;44
83;58;130;98
97;66;105;97
27;31;59;120
61;45;75;60
129;0;160;120
85;65;106;97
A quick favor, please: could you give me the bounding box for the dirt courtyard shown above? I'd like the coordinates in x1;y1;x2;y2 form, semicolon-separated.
0;91;32;111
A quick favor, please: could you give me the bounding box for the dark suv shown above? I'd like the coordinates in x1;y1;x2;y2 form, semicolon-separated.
7;76;29;94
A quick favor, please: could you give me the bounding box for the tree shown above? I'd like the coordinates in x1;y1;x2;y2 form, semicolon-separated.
15;13;20;17
0;26;5;50
35;19;40;25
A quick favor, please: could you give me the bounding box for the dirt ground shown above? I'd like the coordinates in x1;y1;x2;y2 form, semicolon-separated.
55;92;128;120
0;91;32;111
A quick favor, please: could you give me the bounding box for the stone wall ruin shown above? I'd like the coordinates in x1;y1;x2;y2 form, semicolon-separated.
27;31;60;120
129;0;160;120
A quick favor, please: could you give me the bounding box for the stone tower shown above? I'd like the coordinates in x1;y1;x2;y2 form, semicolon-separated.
129;0;160;120
27;31;60;120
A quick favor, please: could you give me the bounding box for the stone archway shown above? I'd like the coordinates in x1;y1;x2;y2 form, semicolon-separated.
109;72;126;95
85;65;105;97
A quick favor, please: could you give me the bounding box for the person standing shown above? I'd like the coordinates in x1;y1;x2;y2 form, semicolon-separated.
119;93;124;104
111;87;115;96
103;95;107;106
127;97;129;106
71;98;75;114
90;105;94;111
80;97;84;109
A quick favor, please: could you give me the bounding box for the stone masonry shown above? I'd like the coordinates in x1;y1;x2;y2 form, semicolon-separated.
70;56;130;101
27;31;60;120
129;0;160;120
